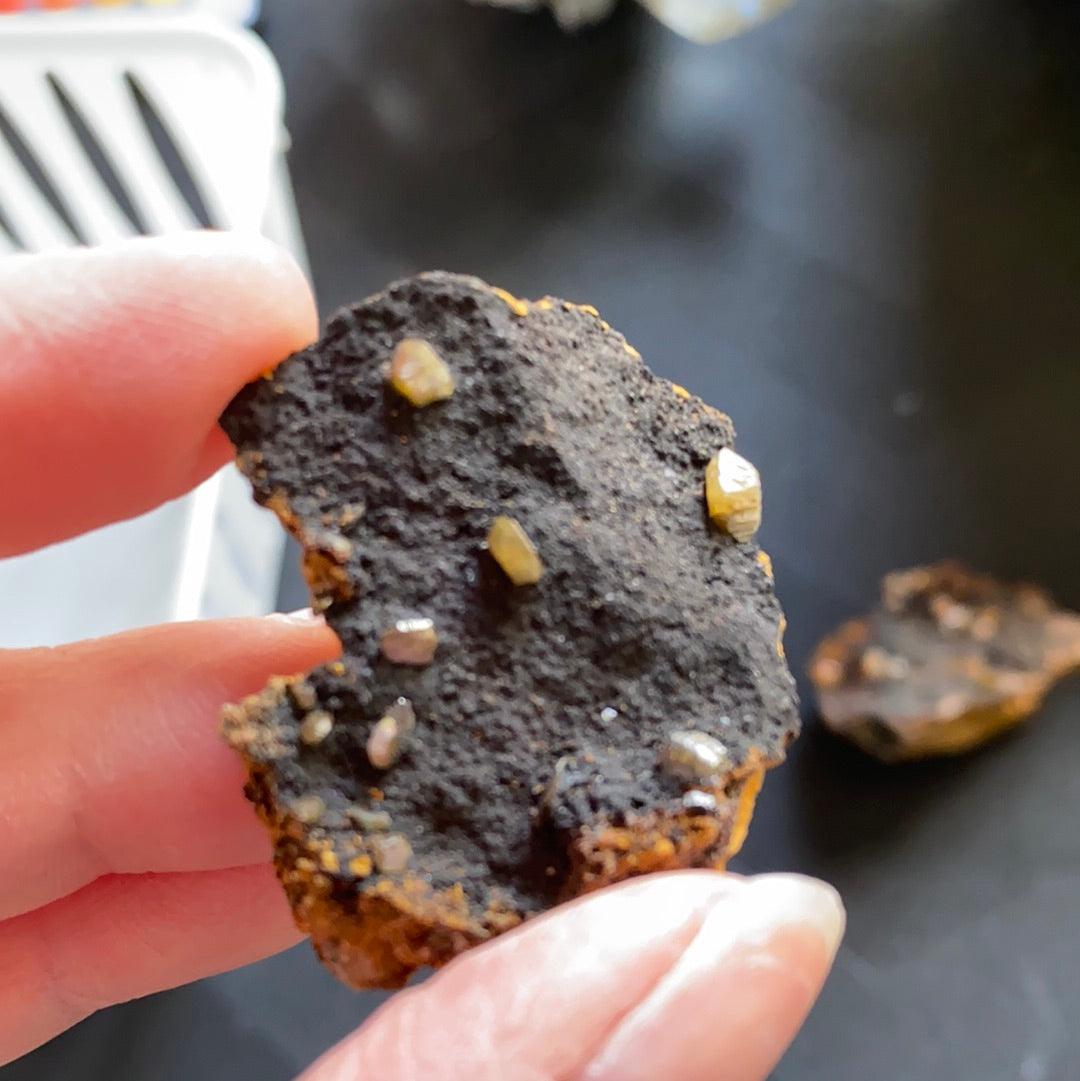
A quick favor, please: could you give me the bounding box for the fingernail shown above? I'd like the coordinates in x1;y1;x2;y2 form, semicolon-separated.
580;873;844;1081
746;873;845;961
266;607;323;626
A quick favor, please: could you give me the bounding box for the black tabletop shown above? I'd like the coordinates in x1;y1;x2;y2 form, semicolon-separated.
8;1;1080;1079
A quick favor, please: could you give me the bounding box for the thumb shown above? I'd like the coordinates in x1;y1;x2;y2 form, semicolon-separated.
299;871;844;1081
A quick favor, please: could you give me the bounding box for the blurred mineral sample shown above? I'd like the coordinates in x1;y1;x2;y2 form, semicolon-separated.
809;563;1080;762
472;0;617;31
473;0;793;38
640;0;793;42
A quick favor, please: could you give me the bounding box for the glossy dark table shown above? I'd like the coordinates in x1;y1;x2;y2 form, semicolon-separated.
8;1;1080;1078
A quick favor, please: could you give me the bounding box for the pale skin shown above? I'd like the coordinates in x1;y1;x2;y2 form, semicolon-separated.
0;233;845;1079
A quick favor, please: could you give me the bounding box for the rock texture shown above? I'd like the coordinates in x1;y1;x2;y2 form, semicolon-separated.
220;272;798;988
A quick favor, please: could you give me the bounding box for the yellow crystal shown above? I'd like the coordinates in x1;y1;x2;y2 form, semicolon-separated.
388;338;455;406
349;855;374;878
705;448;762;542
487;515;544;586
491;286;530;317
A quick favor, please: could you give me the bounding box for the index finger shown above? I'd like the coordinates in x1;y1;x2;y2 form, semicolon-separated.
0;231;317;558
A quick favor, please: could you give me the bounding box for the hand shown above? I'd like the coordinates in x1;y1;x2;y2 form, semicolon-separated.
0;232;339;1063
300;871;844;1081
0;234;844;1080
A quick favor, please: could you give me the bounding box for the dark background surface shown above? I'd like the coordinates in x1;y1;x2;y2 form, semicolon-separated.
8;0;1080;1078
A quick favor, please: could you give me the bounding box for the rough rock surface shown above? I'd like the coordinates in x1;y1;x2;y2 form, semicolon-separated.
221;272;798;988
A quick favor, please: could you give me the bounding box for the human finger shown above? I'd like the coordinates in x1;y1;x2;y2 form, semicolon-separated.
299;871;844;1081
0;231;316;558
0;863;302;1067
0;612;338;920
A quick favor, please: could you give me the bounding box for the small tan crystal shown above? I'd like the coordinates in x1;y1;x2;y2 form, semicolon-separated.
290;794;326;825
705;448;762;542
370;834;413;873
346;807;393;833
660;729;732;784
288;680;318;712
487;515;544;585
365;698;417;770
300;710;333;745
388;338;455;406
380;618;438;666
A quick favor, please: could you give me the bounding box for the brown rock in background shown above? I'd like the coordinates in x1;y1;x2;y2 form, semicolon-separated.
810;563;1080;762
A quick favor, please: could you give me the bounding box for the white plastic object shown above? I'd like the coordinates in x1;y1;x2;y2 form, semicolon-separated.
0;15;303;647
0;1;258;22
162;0;260;21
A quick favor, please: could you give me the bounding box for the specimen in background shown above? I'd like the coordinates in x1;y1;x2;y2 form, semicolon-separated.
472;0;793;40
810;563;1080;762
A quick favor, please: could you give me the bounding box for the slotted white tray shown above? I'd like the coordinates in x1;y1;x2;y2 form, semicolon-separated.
0;16;302;647
0;1;258;24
